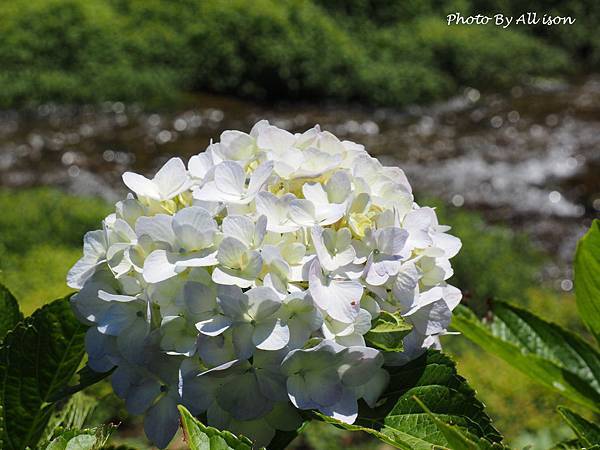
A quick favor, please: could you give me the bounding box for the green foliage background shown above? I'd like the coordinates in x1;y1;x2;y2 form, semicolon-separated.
1;0;597;108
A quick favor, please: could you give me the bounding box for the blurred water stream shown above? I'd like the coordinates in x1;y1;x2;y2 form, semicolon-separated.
1;76;598;286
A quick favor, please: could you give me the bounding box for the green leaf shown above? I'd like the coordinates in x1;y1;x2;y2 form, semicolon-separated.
0;297;88;450
575;219;600;344
49;365;113;402
557;406;600;446
452;302;600;413
550;438;600;450
314;412;410;449
44;424;116;450
317;350;503;449
42;392;98;445
412;397;505;450
178;405;255;450
0;283;23;342
365;311;413;352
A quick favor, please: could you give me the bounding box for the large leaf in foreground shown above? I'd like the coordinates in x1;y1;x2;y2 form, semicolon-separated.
0;283;23;341
178;405;254;450
0;298;87;450
557;406;600;447
452;302;600;413
413;397;506;450
318;350;502;449
575;219;600;344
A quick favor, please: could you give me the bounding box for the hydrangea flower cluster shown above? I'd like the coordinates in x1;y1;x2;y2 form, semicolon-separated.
68;121;462;448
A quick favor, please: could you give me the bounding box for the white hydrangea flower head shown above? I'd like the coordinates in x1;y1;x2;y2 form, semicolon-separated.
68;121;462;448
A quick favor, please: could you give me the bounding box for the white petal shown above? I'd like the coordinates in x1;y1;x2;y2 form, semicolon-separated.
188;152;213;179
286;375;318;410
433;232;462;258
216;285;248;319
256;192;298;232
212;267;255;288
294;148;342;178
216;237;247;268
214;161;245;197
392;262;420;309
173;206;216;250
96;303;137;336
143;250;182;283
320;388;358;424
405;299;451;335
122;172;160;200
98;290;137;303
153;157;190;200
325;171;351;203
222;215;255;247
315;202;346;226
67;230;107;289
219;130;255;161
135;214;175;247
196;315;233;336
175;249;219;267
308;261;362;323
247;161;274;197
289;199;316;226
376;227;408;255
442;284;462;310
256;125;295;151
303;183;329;205
246;286;282;320
253;319;290;350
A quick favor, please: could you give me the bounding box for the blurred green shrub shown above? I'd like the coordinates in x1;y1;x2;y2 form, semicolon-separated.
0;0;585;108
0;188;110;313
428;200;544;309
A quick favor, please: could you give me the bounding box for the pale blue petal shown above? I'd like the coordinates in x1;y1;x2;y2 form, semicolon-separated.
217;372;272;421
144;395;180;449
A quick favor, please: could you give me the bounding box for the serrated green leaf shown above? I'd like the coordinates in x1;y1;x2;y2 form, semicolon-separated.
413;397;506;450
365;311;412;352
314;412;411;449
575;219;600;345
0;283;23;342
316;350;502;449
0;297;87;450
557;406;600;446
452;302;600;413
178;405;255;450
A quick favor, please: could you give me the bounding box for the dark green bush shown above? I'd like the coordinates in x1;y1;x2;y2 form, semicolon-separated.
0;0;591;108
413;18;570;88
